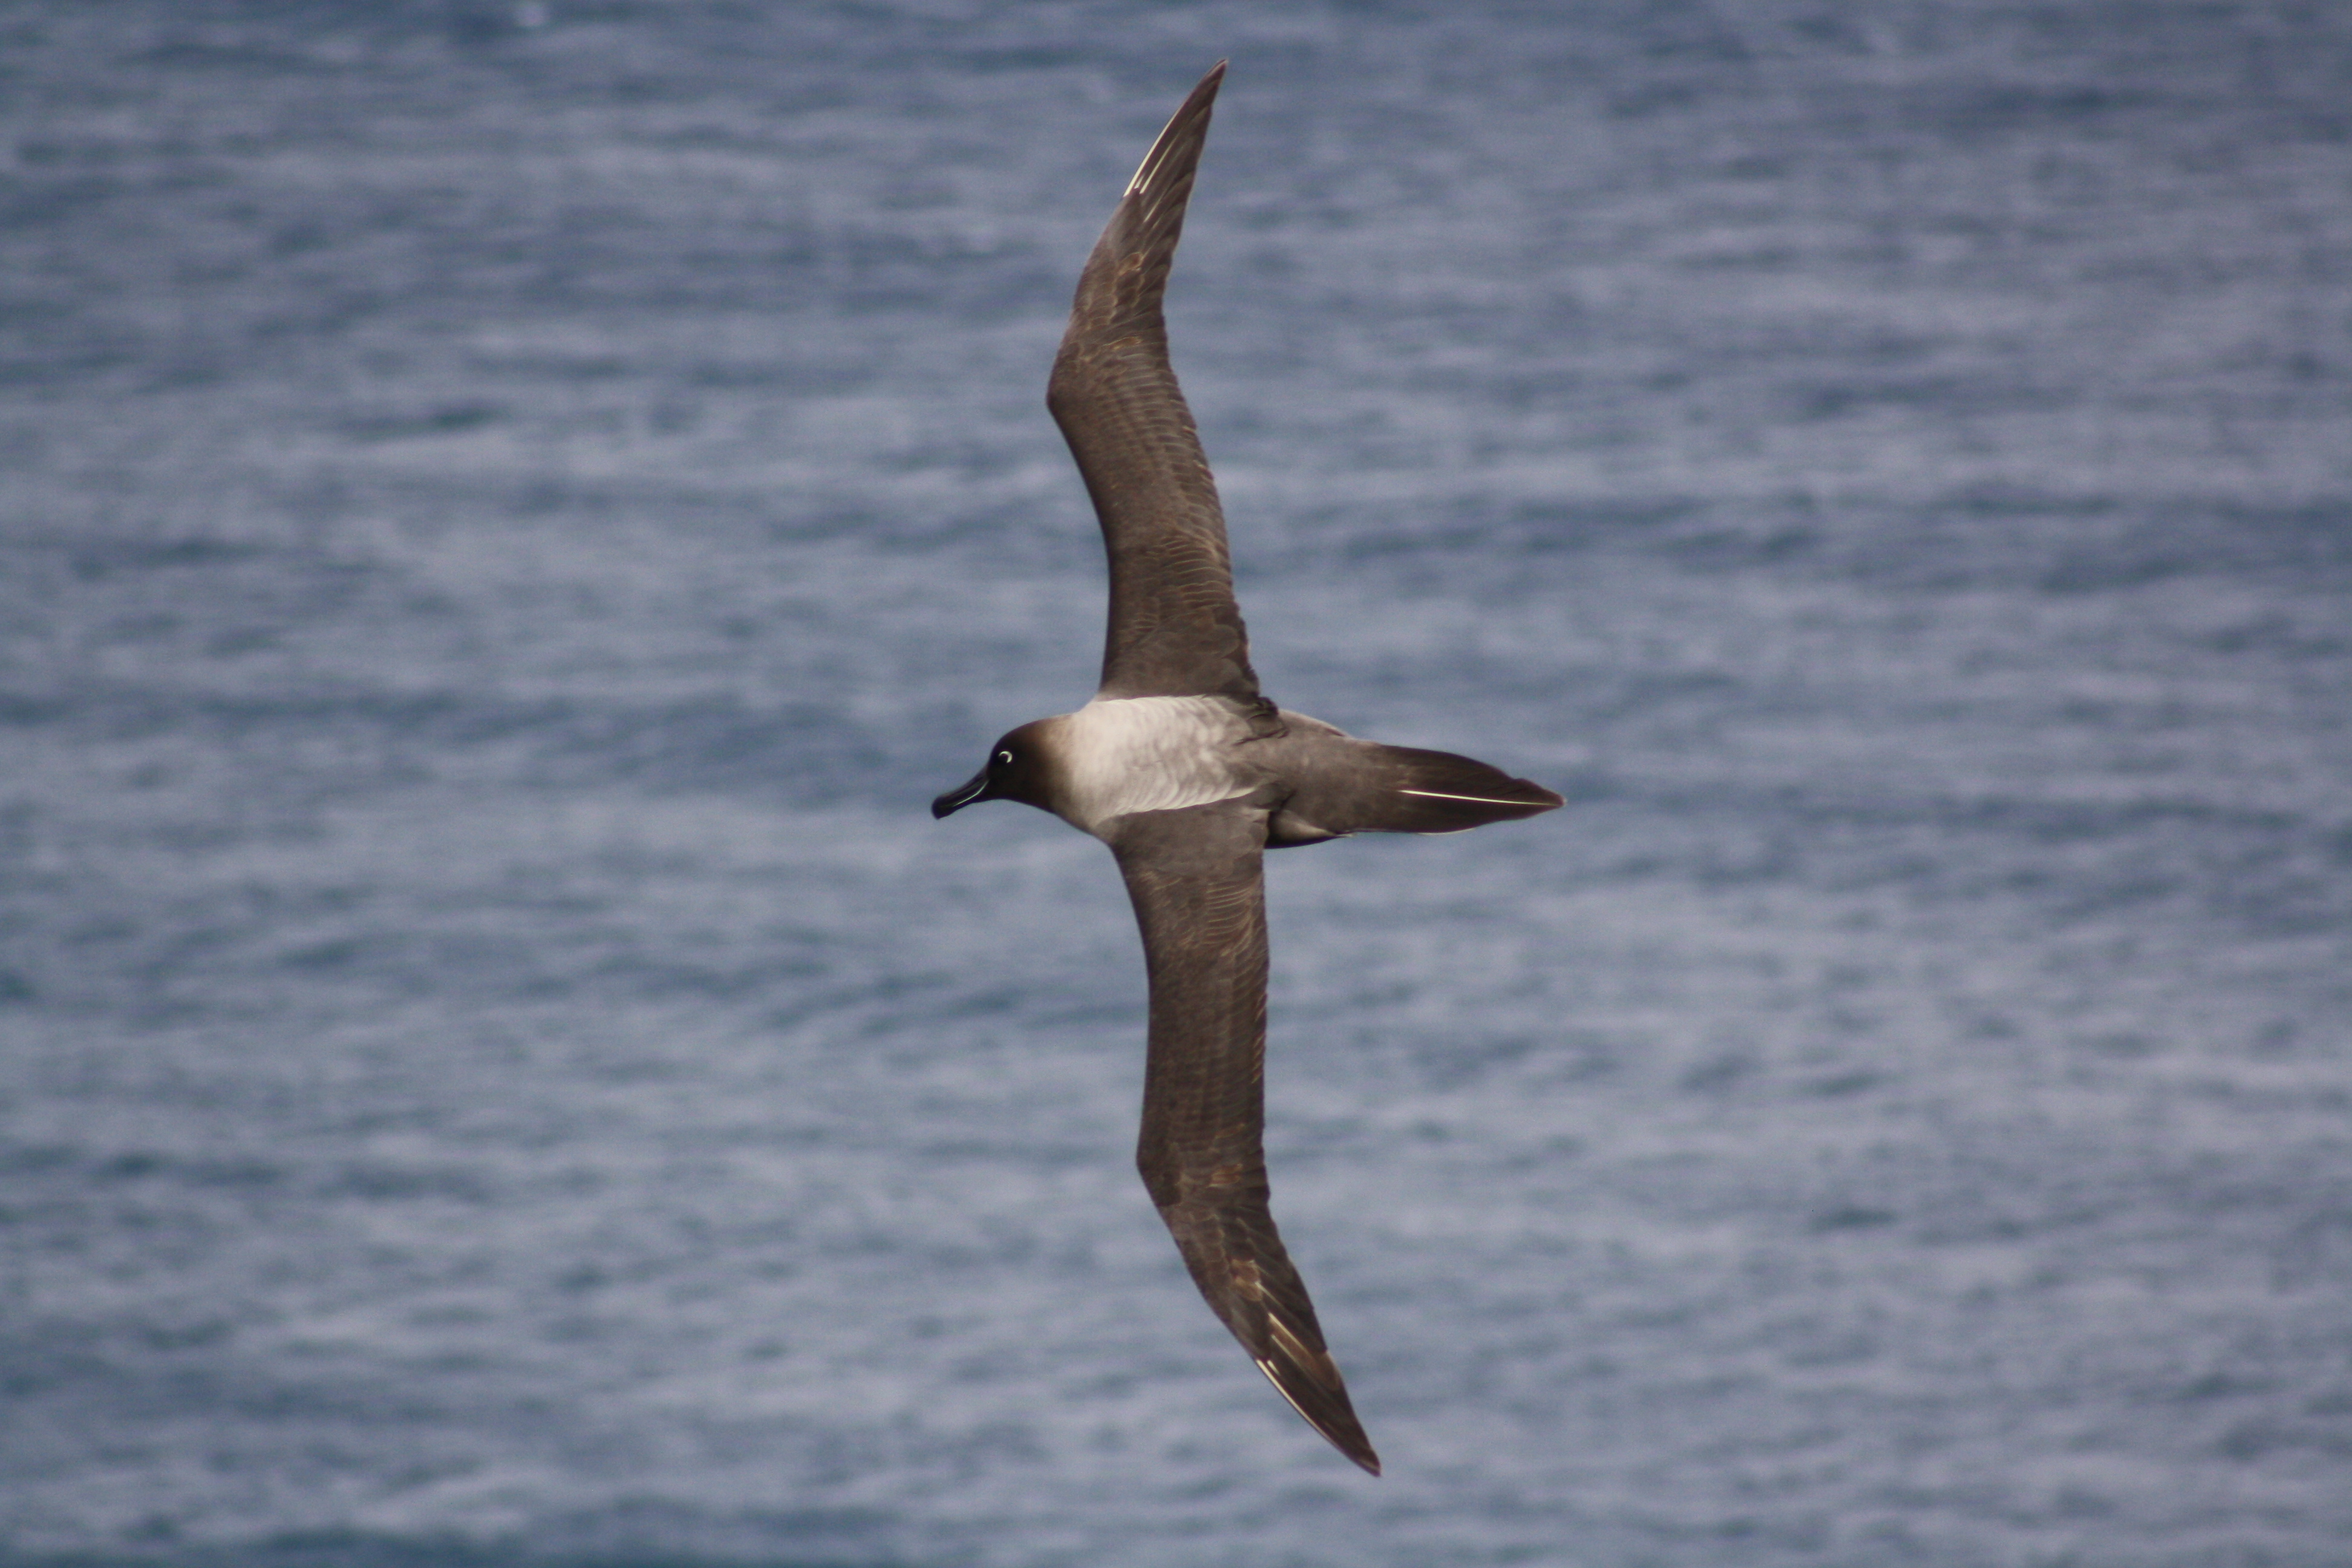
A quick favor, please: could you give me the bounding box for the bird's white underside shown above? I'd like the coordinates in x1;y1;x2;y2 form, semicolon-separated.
1053;696;1258;836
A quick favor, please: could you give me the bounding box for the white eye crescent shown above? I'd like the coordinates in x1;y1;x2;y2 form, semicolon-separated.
996;750;1014;765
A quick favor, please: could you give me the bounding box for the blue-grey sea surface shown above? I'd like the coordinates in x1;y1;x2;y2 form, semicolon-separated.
4;3;2350;1566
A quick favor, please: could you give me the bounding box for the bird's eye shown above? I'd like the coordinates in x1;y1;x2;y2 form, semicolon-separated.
996;750;1014;766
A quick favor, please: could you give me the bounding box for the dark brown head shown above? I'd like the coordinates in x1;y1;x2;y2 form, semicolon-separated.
931;720;1061;818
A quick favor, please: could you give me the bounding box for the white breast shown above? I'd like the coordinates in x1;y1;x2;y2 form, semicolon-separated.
1053;696;1256;836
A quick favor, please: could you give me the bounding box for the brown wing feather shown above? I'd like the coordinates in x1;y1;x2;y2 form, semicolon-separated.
1048;62;1259;703
1108;800;1380;1475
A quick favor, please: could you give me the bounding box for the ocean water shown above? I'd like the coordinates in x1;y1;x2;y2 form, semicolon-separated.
3;2;2349;1565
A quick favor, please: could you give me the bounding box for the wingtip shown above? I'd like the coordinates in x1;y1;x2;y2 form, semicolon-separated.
1122;60;1230;198
1253;1356;1383;1476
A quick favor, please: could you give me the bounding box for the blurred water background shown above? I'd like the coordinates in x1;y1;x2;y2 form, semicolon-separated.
4;2;2350;1565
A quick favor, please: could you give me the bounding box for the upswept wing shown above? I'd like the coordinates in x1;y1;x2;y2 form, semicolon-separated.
1049;62;1259;704
1106;800;1380;1475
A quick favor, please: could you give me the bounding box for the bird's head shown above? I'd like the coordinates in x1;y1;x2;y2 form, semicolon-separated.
932;720;1059;818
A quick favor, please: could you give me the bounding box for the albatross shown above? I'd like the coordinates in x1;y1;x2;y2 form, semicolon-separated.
932;62;1562;1475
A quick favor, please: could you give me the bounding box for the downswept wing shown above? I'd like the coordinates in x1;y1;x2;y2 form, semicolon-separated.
1106;800;1380;1475
1049;62;1259;704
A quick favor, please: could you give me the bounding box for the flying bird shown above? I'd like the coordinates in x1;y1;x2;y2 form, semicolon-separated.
932;62;1561;1475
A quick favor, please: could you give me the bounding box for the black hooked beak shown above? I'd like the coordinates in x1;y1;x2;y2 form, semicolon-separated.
931;766;993;819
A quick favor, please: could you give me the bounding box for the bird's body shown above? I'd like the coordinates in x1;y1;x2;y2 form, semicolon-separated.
1008;696;1262;834
933;63;1561;1476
